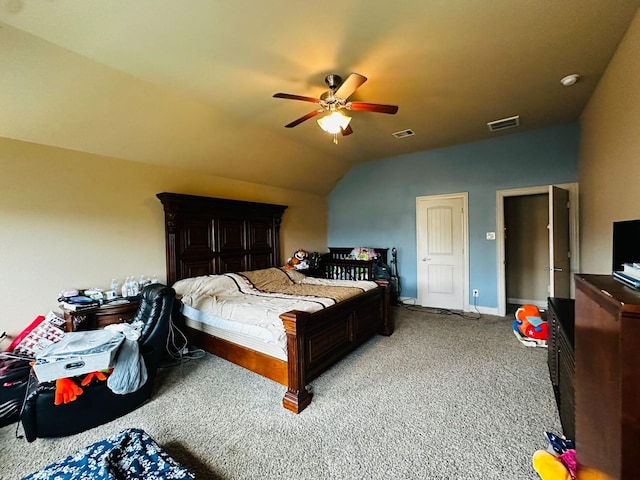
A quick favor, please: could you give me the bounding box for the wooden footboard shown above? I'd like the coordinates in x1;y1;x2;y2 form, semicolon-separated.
281;280;391;413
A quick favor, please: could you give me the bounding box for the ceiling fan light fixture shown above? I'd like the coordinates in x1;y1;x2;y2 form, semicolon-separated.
273;73;397;142
317;111;351;134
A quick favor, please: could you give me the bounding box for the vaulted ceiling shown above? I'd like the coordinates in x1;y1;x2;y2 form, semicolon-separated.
1;1;639;194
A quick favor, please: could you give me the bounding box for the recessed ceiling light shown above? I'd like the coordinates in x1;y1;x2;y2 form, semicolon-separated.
560;74;580;87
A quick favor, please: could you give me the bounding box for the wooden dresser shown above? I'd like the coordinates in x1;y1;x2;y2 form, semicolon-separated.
574;274;640;479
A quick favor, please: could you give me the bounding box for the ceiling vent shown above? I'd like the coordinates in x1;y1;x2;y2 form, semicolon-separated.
487;115;520;132
392;129;415;139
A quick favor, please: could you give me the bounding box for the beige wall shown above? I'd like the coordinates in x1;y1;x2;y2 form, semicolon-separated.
0;138;328;338
579;8;640;273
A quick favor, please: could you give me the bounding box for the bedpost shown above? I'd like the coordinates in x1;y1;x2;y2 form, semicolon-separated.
156;193;179;286
280;310;313;414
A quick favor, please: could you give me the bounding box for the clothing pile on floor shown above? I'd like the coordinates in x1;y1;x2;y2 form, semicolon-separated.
21;428;195;480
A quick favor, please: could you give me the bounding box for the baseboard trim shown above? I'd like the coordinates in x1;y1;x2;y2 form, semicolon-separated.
470;305;500;316
398;298;501;316
507;297;547;309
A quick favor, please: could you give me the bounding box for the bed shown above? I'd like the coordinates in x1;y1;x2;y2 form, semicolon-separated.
157;192;392;413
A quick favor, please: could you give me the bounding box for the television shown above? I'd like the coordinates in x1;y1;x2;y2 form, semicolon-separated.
612;219;640;272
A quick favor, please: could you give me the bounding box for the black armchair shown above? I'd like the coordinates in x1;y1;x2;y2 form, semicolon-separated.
21;283;175;442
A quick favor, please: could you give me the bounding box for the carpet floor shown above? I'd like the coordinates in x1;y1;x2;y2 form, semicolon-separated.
0;306;560;479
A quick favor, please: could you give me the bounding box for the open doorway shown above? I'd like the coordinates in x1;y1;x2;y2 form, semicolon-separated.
504;193;549;313
496;183;579;317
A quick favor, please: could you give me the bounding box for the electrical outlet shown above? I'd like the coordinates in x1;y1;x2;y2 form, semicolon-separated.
472;289;479;297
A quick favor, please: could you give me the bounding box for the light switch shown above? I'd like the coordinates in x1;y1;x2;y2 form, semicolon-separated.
486;232;496;240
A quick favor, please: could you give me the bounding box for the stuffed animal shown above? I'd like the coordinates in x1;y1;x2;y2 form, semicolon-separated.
285;249;309;270
532;432;612;480
532;450;612;480
348;247;378;261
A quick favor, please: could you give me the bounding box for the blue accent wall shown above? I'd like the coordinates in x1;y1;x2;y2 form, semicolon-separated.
328;123;579;308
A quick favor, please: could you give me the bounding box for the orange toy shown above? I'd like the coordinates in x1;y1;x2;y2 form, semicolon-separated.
284;249;308;270
80;370;108;386
532;450;613;480
54;377;83;405
54;370;109;405
513;304;548;346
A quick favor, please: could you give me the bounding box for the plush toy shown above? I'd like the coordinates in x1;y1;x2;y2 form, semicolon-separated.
348;247;378;261
532;450;612;480
532;432;612;480
513;304;548;346
285;249;309;270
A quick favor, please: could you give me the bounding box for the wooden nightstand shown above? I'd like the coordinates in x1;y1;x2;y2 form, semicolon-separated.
61;299;140;332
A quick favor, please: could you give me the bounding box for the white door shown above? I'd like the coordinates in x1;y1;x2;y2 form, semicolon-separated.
549;186;571;298
416;194;467;310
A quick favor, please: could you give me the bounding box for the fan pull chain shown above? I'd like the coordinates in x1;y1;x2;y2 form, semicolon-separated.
333;133;338;144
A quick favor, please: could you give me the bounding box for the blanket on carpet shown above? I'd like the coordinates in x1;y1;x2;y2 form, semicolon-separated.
21;428;195;480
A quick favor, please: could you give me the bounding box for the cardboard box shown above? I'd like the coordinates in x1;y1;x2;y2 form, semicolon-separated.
33;330;124;382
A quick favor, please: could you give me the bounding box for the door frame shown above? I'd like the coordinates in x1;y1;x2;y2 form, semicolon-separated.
416;192;470;311
496;183;579;317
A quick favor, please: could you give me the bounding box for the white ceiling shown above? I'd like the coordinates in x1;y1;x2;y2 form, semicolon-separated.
1;1;639;194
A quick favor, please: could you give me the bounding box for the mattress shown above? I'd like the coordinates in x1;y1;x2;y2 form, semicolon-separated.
180;303;288;360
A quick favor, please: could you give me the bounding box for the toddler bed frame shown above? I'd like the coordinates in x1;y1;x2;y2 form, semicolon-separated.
321;247;388;280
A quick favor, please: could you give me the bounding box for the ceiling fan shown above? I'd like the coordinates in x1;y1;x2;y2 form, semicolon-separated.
273;73;399;143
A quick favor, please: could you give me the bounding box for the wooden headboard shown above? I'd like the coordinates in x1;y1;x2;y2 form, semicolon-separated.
156;192;287;286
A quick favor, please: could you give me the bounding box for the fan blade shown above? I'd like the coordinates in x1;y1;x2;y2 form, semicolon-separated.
341;125;354;136
349;102;398;114
284;110;322;128
334;73;367;99
273;93;320;103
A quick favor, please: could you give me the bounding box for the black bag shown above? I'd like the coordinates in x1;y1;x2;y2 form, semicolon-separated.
372;258;391;280
0;357;32;427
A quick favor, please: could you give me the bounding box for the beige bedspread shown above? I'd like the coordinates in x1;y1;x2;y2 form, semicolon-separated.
239;267;372;303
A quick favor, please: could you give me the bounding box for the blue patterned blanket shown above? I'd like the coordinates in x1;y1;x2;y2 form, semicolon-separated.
22;428;195;480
